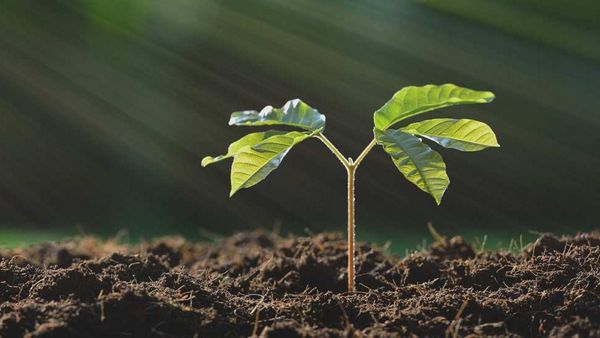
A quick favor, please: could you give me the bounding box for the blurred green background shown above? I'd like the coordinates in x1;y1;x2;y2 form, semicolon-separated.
0;0;598;252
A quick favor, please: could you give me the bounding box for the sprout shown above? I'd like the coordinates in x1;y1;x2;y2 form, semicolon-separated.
203;84;500;292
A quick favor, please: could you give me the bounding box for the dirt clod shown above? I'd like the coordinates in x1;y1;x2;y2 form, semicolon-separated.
0;231;598;337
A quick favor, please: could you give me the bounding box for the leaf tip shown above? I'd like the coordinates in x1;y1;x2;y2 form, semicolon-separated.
229;183;243;197
201;156;213;167
229;188;237;198
433;180;449;205
482;91;495;103
227;111;239;126
490;134;501;148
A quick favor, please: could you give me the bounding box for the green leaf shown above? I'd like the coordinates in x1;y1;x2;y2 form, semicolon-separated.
373;84;495;130
229;99;326;131
201;130;287;167
401;118;500;152
375;128;449;205
229;129;319;196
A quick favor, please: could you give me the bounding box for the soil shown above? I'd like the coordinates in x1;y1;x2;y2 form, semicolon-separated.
0;230;598;338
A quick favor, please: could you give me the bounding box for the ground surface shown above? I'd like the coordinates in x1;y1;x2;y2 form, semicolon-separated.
0;231;598;338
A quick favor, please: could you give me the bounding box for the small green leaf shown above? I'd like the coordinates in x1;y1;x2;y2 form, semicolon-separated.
229;99;326;131
229;129;319;196
375;128;449;205
401;118;500;152
373;84;495;130
201;130;287;167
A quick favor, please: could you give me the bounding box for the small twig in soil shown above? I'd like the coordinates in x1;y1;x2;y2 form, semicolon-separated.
251;307;261;337
336;299;351;333
446;299;470;338
249;294;267;315
358;282;373;292
97;290;105;322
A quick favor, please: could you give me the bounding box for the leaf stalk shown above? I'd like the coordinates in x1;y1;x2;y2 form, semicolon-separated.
353;139;376;169
315;133;349;167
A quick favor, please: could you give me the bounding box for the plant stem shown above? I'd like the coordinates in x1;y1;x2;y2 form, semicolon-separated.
353;139;376;169
316;133;349;167
316;133;378;293
346;164;356;292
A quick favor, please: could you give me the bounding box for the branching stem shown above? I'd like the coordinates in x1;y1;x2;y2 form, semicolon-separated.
315;132;377;292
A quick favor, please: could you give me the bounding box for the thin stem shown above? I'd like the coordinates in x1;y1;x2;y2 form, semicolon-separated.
353;139;376;169
316;133;349;167
314;133;379;293
346;166;356;292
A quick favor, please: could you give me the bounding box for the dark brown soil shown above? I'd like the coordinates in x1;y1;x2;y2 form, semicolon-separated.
0;231;598;338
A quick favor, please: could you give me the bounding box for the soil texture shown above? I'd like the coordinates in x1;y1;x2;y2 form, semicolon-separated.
0;231;598;337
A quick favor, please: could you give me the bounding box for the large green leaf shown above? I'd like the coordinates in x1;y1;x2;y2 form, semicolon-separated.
229;98;326;131
401;118;500;152
201;130;287;167
375;128;449;204
373;84;495;130
229;130;318;196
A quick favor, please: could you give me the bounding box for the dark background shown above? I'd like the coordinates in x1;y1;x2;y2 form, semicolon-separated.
0;0;598;248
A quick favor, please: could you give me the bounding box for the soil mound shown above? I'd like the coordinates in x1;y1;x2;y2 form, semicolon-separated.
0;231;598;337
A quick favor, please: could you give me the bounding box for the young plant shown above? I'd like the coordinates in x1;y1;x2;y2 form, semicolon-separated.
202;84;500;292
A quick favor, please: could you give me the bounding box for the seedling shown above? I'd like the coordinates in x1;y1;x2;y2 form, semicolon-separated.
202;84;500;292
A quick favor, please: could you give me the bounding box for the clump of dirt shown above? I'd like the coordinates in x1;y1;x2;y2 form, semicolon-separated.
0;231;598;337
